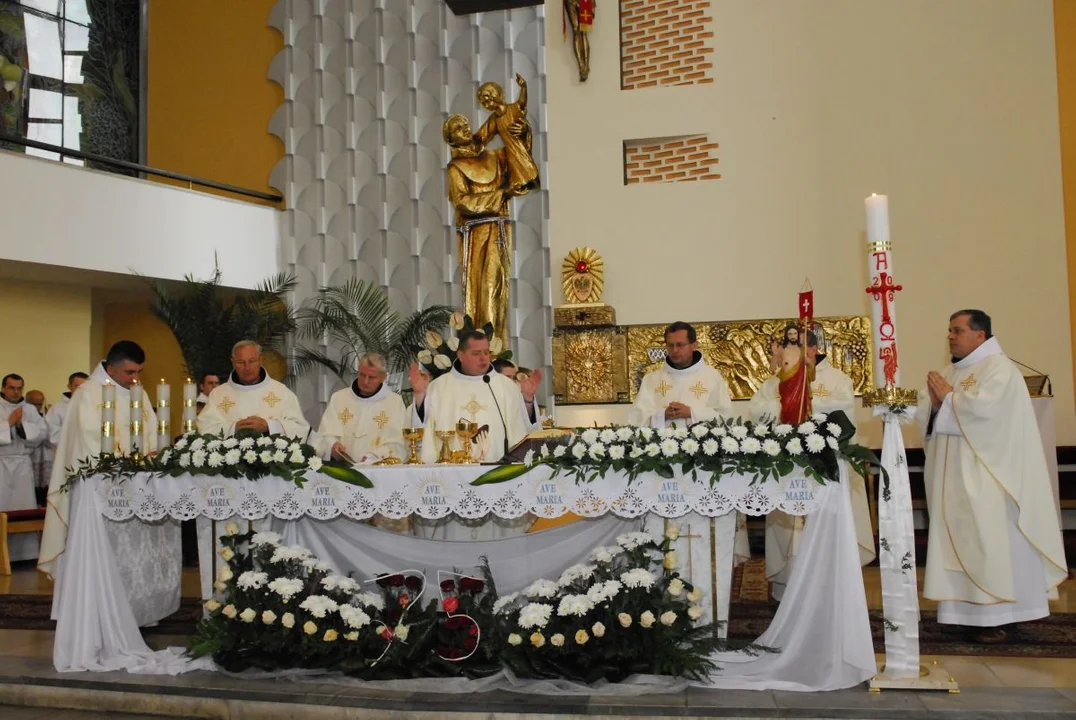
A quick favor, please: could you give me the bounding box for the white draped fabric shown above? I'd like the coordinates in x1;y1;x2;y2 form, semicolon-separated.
54;465;874;692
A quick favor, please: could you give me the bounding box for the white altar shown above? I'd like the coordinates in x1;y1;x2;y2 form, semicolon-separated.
51;463;875;691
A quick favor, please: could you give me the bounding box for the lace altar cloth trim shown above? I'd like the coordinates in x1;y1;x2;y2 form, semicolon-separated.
92;466;826;522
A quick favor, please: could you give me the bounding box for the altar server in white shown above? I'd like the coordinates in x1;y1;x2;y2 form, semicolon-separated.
629;321;732;428
316;353;406;464
921;310;1066;642
1;373;48;561
45;372;88;448
197;340;309;441
747;330;877;600
409;330;529;464
39;342;159;576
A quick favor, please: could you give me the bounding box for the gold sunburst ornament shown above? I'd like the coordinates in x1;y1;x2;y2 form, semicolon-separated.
561;247;605;304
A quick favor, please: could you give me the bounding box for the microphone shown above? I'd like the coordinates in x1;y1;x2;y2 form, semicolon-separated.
483;373;510;459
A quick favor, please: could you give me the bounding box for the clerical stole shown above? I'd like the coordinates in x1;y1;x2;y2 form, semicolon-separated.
315;383;407;463
629;358;733;429
197;373;309;440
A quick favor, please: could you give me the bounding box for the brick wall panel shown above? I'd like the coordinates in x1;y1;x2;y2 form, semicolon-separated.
621;0;713;89
623;135;720;185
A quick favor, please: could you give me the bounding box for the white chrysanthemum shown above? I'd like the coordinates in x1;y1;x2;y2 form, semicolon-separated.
308;456;323;472
539;443;551;458
672;426;689;440
571;443;587;460
741;437;762;454
588;442;606;460
629;444;645;458
645;443;661;457
271;449;287;463
599;428;617;444
224;449;241;466
273;437;289;450
289;448;305;464
617;531;657;550
558;564;596;587
493;592;519;615
553;444;568;458
762;439;782;456
523;579;560;599
721;437;740;454
616;427;634;443
774;423;793;437
207;439;223;452
805;433;826;453
270;545;313;564
621;568;656;589
268;577;304;602
659;438;679;457
581;428;600;444
680;438;700;455
251;531;282;546
338;604;371;629
636;426;654;442
586;579;622;604
241;450;257;464
812;412;828;424
557;594;595;617
523;449;535;466
797;421;817;435
609;444;626;460
258;450;274;464
730;425;749;440
518;602;554;629
237;571;269;590
354;591;385;611
701;438;720;456
786;437;804;455
303;558;332;573
190;438;205;451
191;449;207;468
223;437;238;449
174;437;188;450
754;423;770;437
178;453;191;468
158;449;172;464
257;436;273;447
826;422;842;437
710;425;727;437
827;436;839;450
299;595;340;618
691;424;710;439
590;545;621;564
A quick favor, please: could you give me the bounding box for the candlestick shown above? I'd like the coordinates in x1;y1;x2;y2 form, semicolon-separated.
130;378;143;454
101;380;115;455
182;378;197;434
157;379;171;449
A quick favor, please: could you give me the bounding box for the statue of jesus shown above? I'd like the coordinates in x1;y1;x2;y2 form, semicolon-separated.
771;324;814;425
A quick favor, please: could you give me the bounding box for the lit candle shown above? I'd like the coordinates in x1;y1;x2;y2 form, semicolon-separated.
130;378;143;454
864;193;902;388
101;380;115;455
182;378;197;434
157;379;171;449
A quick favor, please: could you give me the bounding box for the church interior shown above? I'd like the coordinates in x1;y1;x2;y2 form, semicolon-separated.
1;0;1076;716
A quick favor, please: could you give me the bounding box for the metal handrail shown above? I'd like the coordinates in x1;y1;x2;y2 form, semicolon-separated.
0;134;283;203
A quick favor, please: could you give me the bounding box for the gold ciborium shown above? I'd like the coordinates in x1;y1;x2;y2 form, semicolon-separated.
402;427;424;465
454;419;478;464
435;430;457;464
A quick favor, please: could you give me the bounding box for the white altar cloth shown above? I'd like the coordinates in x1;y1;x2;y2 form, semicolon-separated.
53;464;874;691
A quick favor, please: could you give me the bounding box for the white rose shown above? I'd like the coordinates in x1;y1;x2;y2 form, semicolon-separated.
219;547;235;562
663;551;678;570
224;522;239;536
660;610;677;626
262;610;277;625
640;611;656;628
618;613;632;628
204;599;221;612
222;604;237;619
667;577;684;597
550;633;565;647
239;608;256;623
217;566;233;582
508;633;523;646
281;612;295;628
433;354;452;370
687;606;703;620
687;587;702;603
666;524;680;540
591;621;606;638
395;624;409;642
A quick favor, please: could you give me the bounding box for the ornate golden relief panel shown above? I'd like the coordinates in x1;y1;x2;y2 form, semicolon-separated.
552;328;630;404
625;316;873;402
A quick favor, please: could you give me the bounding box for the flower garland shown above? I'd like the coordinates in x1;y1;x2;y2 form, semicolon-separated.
474;410;882;488
415;311;512;380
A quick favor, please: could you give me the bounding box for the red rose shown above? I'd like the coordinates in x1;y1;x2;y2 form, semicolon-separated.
440;579;456;593
399;593;410;607
445;616;464;630
389;574;405;587
443;597;460;613
468;624;478;637
405;575;423;591
463;637;477;651
459;577;484;593
379;627;394;640
375;574;391;588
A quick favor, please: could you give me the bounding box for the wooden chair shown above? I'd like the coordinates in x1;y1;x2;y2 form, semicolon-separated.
0;508;46;575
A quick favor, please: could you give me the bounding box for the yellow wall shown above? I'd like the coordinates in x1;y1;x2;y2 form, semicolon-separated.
0;282;93;404
547;0;1073;446
100;302;188;438
146;0;283;205
1059;0;1076;413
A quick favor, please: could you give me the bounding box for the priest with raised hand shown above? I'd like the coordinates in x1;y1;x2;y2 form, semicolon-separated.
1;373;48;562
747;329;877;600
920;309;1066;643
408;329;530;540
315;352;406;464
629;321;732;428
197;340;309;441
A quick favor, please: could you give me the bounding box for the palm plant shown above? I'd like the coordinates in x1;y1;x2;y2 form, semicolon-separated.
293;279;454;382
145;268;297;382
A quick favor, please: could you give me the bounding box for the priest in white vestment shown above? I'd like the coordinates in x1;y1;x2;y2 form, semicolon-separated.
408;330;532;540
747;333;877;600
629;322;733;428
921;310;1066;642
494;359;546;431
197;341;309;440
38;341;179;626
45;371;88;448
316;353;407;464
1;373;48;561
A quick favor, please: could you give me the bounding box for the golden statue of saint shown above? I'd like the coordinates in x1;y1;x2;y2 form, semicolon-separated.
444;77;540;346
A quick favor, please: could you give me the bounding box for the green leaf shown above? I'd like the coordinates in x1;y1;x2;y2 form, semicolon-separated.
470;463;536;485
319;462;373;488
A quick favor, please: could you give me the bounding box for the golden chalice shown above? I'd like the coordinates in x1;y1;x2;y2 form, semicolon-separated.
435;430;457;464
454;419;478;464
402;427;424;465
